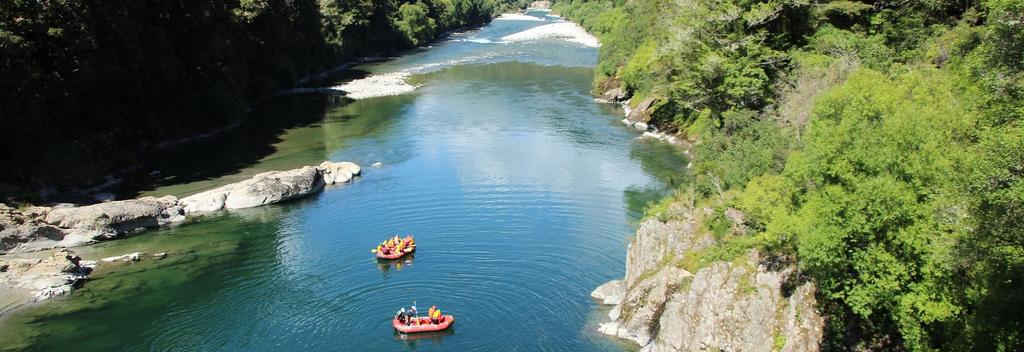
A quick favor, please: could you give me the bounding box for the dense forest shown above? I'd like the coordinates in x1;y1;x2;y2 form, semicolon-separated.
554;0;1022;350
0;0;526;195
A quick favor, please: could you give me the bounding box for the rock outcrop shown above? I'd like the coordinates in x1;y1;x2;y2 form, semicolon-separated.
224;166;324;209
319;161;361;185
1;204;67;254
0;249;94;301
602;88;629;102
626;97;659;126
2;161;361;253
593;203;824;351
2;196;184;254
44;195;183;233
0;161;362;312
179;167;325;213
592;279;626;305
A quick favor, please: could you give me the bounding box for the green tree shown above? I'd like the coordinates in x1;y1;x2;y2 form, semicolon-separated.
394;1;437;45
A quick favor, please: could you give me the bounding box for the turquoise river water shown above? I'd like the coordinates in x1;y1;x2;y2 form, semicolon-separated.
0;10;688;351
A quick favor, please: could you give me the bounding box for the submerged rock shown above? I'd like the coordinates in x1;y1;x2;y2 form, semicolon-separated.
100;252;140;263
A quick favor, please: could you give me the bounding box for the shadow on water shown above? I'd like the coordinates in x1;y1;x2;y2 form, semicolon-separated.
377;254;416;274
110;94;337;199
106;75;413;199
623;139;691;218
393;328;455;348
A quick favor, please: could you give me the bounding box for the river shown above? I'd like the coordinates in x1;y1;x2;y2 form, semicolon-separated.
0;10;688;351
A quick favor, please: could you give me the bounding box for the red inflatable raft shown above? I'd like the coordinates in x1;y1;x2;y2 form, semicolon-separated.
376;246;415;260
392;315;455;333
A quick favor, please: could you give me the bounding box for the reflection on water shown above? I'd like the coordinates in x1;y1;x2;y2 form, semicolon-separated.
393;328;455;348
624;139;691;218
113;93;416;199
378;254;416;274
0;10;688;352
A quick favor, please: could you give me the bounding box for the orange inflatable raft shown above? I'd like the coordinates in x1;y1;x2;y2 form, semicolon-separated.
376;246;415;260
392;315;455;333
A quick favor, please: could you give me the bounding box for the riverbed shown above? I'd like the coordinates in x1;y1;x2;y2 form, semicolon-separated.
0;10;687;351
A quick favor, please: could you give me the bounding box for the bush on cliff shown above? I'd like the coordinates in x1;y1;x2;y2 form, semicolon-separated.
556;0;1024;349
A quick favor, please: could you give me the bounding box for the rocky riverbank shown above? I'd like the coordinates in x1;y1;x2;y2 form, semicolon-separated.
0;161;360;307
594;80;691;153
591;201;824;351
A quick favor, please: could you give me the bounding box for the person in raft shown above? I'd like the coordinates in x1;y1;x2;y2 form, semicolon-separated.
395;308;407;325
409;302;418;325
430;306;443;324
377;235;415;256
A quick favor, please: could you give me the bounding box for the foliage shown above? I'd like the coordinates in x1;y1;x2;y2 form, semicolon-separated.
0;0;521;188
558;0;1024;349
692;109;790;197
783;67;971;350
557;0;810;128
395;1;438;45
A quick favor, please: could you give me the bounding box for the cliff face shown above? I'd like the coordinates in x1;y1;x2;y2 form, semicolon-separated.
592;203;824;351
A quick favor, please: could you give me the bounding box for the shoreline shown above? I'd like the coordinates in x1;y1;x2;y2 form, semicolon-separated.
0;161;362;322
22;18;506;206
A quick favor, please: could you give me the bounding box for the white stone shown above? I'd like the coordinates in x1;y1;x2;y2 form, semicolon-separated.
179;185;232;214
224;166;324;209
592;279;626;305
319;161;361;185
101;252;140;263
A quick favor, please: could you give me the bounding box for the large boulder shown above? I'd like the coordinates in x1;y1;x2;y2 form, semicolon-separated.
319;161;361;185
592;279;626;305
224;166;324;209
179;161;361;213
0;249;94;301
44;195;183;233
601;88;629;102
1;204;65;254
626;97;659;125
179;186;232;214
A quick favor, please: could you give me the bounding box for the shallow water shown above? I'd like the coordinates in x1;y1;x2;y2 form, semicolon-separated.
0;11;687;351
